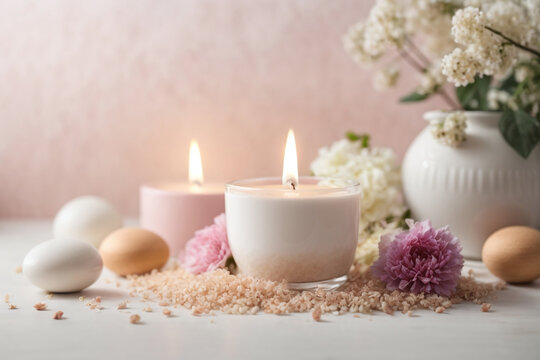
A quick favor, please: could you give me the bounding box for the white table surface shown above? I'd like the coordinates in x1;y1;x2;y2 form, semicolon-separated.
1;220;539;360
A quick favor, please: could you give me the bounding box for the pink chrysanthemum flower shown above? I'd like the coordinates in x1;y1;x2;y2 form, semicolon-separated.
181;213;231;275
371;219;463;297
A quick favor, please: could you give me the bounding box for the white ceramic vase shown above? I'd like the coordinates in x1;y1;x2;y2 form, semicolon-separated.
402;111;540;259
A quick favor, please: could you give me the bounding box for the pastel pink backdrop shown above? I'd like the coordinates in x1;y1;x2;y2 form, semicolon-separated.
0;0;444;218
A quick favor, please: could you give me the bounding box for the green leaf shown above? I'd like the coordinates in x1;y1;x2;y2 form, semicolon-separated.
346;132;370;148
346;131;360;141
440;1;461;15
499;108;540;158
397;209;412;229
399;91;429;102
498;72;518;93
456;75;492;110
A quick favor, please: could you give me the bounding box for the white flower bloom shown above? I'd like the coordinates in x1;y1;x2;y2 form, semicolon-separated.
430;112;468;147
355;231;381;266
311;138;405;234
485;1;528;42
515;66;533;82
343;0;406;63
442;3;537;85
343;22;376;63
418;62;445;95
441;48;482;86
523;0;540;33
487;89;511;110
355;221;402;266
373;66;400;91
451;7;487;46
403;0;460;56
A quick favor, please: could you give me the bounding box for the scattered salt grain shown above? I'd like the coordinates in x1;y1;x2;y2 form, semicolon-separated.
4;294;9;303
34;302;47;311
312;307;322;322
78;296;85;302
192;308;203;316
117;301;128;310
130;314;141;324
163;308;172;317
8;303;17;310
143;306;153;312
15;266;22;274
481;303;492;312
86;298;103;310
126;264;503;316
46;293;53;299
53;311;63;320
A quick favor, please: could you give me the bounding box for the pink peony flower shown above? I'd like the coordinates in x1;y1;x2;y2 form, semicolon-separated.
181;213;231;275
371;219;463;297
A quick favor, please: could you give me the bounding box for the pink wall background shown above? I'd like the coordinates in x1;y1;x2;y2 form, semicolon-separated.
0;0;444;218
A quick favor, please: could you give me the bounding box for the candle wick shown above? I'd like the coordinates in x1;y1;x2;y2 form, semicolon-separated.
290;182;296;190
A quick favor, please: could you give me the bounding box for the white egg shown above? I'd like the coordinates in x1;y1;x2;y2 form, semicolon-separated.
23;239;103;293
53;196;123;247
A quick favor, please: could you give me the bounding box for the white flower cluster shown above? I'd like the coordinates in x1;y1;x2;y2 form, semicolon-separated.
430;111;468;147
311;139;406;234
442;7;507;86
373;66;400;91
355;222;401;266
443;2;540;86
487;89;512;110
343;0;406;63
417;62;445;95
404;0;457;57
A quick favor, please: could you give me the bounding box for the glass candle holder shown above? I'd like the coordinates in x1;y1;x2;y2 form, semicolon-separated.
225;176;361;290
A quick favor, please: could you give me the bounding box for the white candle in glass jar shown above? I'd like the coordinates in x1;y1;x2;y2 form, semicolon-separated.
225;130;361;290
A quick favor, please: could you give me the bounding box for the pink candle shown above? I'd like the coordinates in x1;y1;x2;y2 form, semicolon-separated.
140;141;225;257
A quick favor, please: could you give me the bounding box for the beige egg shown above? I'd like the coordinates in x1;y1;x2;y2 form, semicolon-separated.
482;226;540;283
99;227;169;276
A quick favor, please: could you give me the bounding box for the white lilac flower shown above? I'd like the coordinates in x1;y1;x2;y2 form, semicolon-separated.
515;66;533;82
485;1;529;42
451;6;487;46
343;0;406;63
418;62;445;95
487;89;511;110
441;48;482;86
442;3;538;86
355;221;402;266
430;112;468;147
343;22;375;63
523;0;540;33
402;1;461;56
373;66;400;91
442;7;509;85
310;138;405;234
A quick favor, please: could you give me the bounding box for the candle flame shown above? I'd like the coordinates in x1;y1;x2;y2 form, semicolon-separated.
282;129;298;188
189;140;204;186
